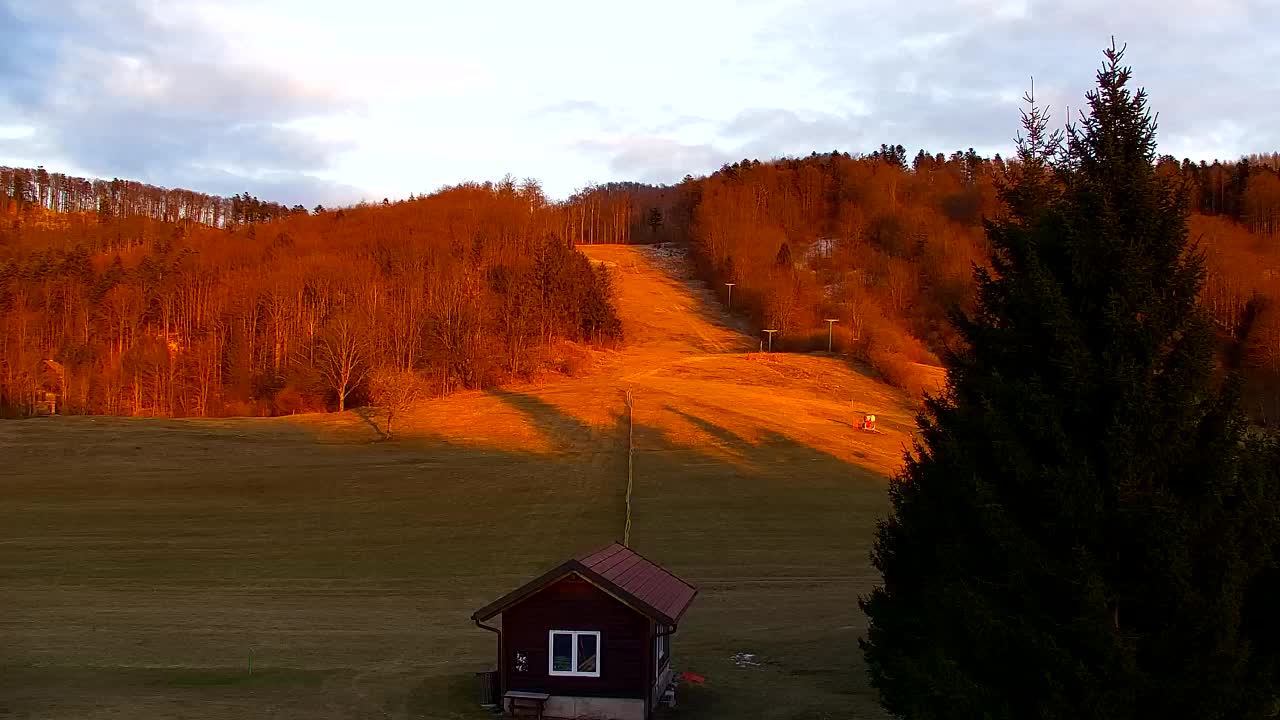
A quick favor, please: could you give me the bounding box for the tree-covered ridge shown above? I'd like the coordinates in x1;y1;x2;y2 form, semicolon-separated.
657;144;1280;416
0;180;620;417
4;132;1279;421
1;166;301;229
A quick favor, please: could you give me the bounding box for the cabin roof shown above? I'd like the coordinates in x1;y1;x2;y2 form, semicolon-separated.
472;543;697;626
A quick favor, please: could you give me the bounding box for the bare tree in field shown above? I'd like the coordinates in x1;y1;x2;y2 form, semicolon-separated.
369;367;425;439
316;311;371;413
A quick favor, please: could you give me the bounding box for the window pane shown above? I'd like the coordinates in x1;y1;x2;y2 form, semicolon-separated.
552;633;573;672
577;634;598;673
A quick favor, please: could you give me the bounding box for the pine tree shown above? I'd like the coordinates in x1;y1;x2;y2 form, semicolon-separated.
776;241;793;268
859;42;1280;720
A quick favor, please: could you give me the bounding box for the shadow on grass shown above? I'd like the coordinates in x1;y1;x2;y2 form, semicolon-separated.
352;406;387;441
666;406;758;457
4;384;892;720
484;387;611;451
405;673;498;720
485;386;637;543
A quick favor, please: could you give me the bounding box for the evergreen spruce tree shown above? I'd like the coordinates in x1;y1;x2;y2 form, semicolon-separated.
859;42;1280;720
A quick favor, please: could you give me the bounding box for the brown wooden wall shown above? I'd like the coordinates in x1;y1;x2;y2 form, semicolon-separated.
502;575;650;699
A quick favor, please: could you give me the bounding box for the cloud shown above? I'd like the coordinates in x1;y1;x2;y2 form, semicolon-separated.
651;115;715;134
6;0;1278;200
722;108;869;158
573;136;734;184
571;107;869;185
166;168;365;210
563;0;1280;187
456;0;1280;189
0;0;362;206
535;100;614;120
755;0;1280;160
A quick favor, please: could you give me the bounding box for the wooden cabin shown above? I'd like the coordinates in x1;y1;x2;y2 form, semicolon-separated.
472;543;697;720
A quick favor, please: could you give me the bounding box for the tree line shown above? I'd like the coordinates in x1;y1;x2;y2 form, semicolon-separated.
592;141;1280;423
1161;153;1280;234
0;178;620;417
5;139;1279;423
1;166;301;230
679;149;997;392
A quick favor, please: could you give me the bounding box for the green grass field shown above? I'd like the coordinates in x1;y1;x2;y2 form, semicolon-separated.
0;410;890;719
0;246;913;719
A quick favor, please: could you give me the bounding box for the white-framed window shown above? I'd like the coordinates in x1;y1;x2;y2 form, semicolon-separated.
548;630;601;677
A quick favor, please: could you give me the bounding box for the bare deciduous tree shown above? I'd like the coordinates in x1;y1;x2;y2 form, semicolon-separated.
315;311;371;413
368;367;425;439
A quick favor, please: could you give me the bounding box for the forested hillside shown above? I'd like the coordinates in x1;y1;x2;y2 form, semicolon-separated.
616;149;1280;420
682;149;996;391
0;176;620;417
4;150;1279;422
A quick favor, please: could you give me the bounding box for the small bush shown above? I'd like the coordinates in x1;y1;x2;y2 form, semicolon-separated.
554;342;594;377
272;385;324;415
368;368;427;439
869;345;916;387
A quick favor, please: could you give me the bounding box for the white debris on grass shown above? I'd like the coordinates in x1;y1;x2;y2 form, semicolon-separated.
731;652;761;668
642;243;694;279
796;236;839;270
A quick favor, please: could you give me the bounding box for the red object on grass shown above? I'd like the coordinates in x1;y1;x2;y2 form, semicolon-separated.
681;672;706;684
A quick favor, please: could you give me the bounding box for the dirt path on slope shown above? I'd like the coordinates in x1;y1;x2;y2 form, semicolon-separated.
581;243;752;361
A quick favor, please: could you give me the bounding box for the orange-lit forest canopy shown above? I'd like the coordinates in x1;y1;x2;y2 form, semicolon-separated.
612;149;1280;420
680;149;998;391
1;176;620;417
3;151;1279;422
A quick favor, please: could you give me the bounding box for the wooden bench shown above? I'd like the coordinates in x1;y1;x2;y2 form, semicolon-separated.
504;691;551;719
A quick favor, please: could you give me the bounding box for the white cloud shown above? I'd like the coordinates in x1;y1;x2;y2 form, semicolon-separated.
754;0;1280;161
573;135;733;184
3;0;1277;204
0;125;36;140
0;0;362;205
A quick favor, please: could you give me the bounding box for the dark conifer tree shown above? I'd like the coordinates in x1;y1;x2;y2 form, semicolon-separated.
859;42;1280;720
776;242;793;268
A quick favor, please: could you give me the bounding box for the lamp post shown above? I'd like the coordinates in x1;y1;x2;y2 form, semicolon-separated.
763;329;778;353
724;283;735;312
824;319;839;353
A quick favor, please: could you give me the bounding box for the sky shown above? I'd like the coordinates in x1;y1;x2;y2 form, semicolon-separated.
1;0;1277;206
